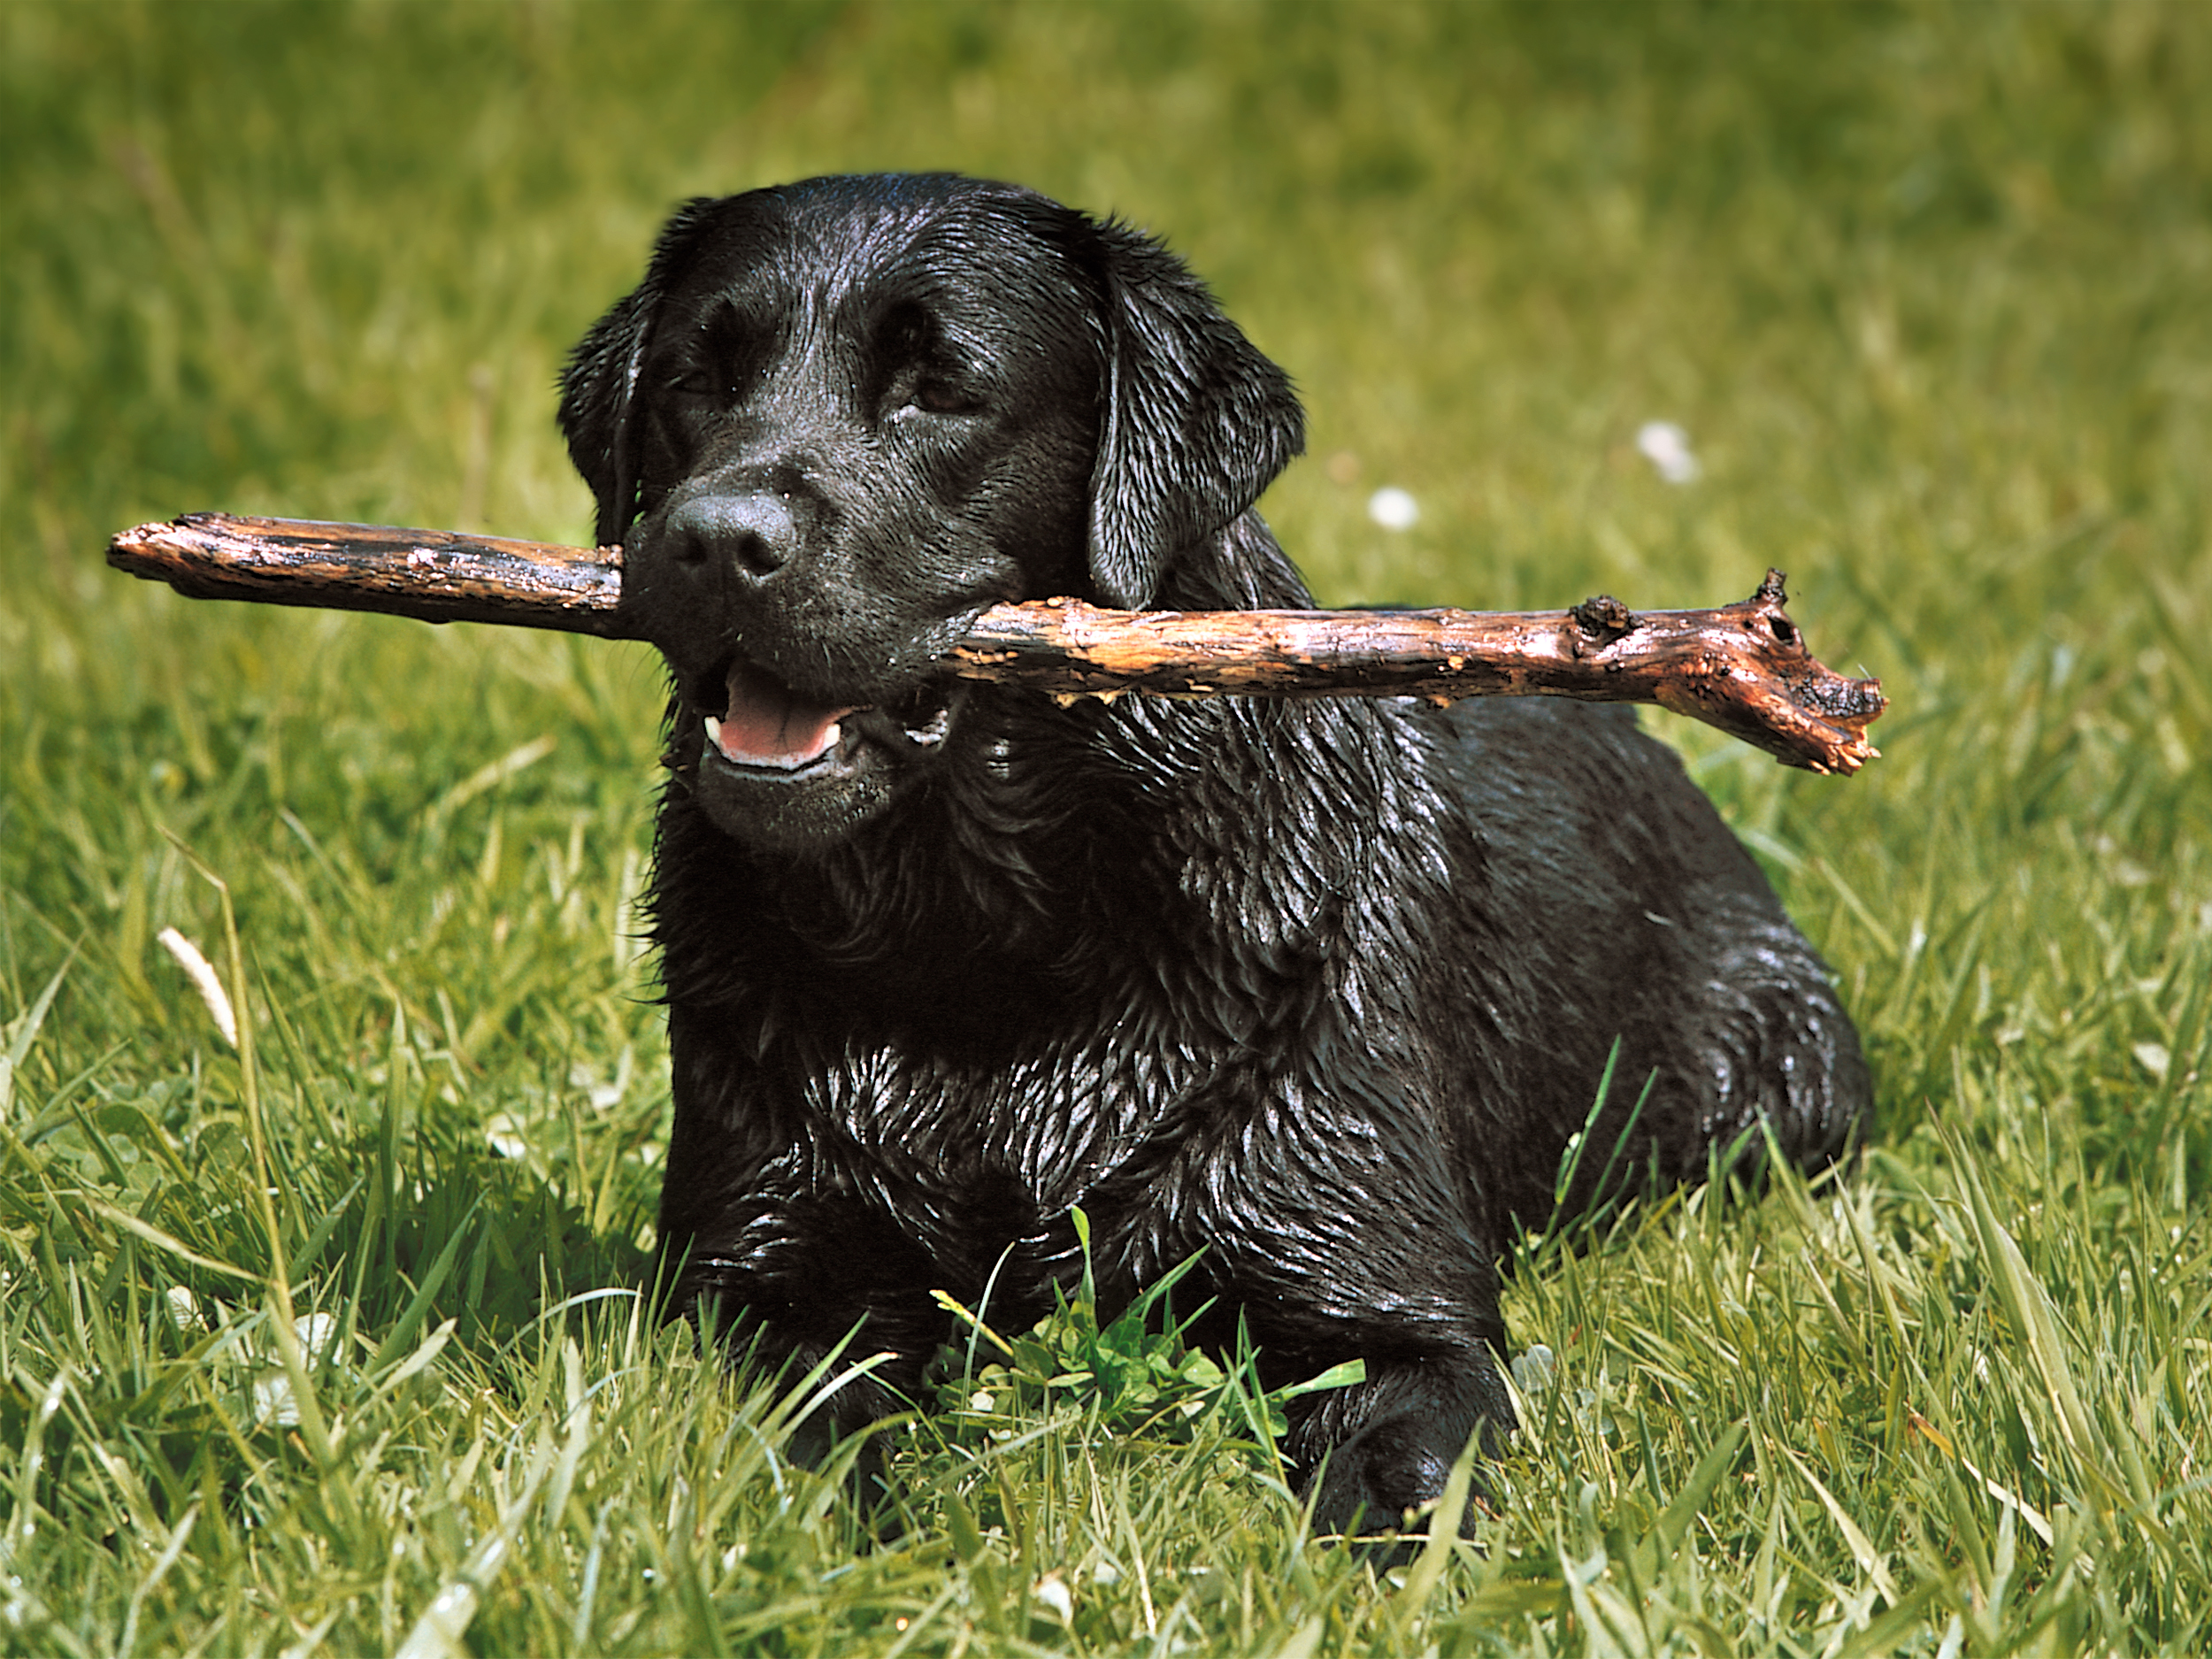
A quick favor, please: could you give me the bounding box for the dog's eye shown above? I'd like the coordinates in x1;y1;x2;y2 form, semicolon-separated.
913;378;978;415
668;369;720;399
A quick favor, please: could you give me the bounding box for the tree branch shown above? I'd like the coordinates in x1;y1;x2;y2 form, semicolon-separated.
110;512;1884;773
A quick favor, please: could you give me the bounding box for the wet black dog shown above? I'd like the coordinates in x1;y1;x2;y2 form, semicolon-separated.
558;173;1867;1532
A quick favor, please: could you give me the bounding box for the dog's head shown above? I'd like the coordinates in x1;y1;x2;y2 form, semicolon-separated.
558;173;1303;853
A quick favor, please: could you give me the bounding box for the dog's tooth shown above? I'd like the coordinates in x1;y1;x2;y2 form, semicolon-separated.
704;713;724;752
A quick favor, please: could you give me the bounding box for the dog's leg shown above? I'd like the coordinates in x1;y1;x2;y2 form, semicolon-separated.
1124;1075;1518;1537
656;1009;955;1446
1292;1349;1517;1536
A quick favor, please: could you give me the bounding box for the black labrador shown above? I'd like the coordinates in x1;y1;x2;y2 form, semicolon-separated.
557;173;1868;1532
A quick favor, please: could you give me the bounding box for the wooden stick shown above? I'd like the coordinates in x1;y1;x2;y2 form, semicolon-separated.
106;512;634;636
109;512;1884;773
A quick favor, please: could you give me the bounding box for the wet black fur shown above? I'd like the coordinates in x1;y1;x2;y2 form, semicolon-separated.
558;173;1869;1532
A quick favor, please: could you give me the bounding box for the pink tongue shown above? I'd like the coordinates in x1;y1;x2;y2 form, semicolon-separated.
714;663;856;768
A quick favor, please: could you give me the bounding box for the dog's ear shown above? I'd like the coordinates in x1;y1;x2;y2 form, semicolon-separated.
1076;217;1305;609
558;197;722;548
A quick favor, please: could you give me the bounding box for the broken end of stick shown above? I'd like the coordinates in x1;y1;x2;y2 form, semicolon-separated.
1767;666;1886;775
1800;729;1883;778
108;518;185;578
107;511;637;636
109;515;256;603
1658;674;1885;774
1718;568;1888;772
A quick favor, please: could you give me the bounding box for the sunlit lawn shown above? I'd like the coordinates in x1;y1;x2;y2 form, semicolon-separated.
4;4;2210;1653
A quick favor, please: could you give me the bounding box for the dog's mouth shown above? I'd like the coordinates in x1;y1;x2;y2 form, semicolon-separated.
696;658;956;778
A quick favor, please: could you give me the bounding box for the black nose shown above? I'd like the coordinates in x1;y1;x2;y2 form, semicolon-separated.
663;491;800;580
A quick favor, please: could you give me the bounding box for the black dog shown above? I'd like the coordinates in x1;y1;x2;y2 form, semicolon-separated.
558;173;1867;1532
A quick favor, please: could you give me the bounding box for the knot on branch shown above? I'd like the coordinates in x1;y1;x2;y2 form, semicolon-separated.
1570;593;1637;646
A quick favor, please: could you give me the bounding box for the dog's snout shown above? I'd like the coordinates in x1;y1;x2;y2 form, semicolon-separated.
665;491;802;580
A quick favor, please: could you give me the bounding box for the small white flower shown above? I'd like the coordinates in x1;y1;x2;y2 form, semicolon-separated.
165;1286;204;1333
1367;486;1420;530
252;1372;298;1427
1031;1572;1074;1622
157;927;237;1048
1635;421;1701;484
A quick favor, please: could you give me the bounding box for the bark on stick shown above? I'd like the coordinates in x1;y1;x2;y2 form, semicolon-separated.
109;512;1884;773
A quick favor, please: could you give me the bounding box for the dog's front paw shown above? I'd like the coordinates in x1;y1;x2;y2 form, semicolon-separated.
1308;1411;1485;1539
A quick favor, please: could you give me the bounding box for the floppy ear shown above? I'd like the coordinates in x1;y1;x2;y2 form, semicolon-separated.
557;198;722;548
1077;217;1306;609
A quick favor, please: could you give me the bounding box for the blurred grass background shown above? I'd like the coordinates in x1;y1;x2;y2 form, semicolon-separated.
4;3;2212;1654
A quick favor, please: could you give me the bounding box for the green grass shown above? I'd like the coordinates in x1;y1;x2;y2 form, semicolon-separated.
4;1;2211;1652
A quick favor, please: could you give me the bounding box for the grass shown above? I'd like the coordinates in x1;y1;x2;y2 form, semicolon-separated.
4;1;2210;1651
